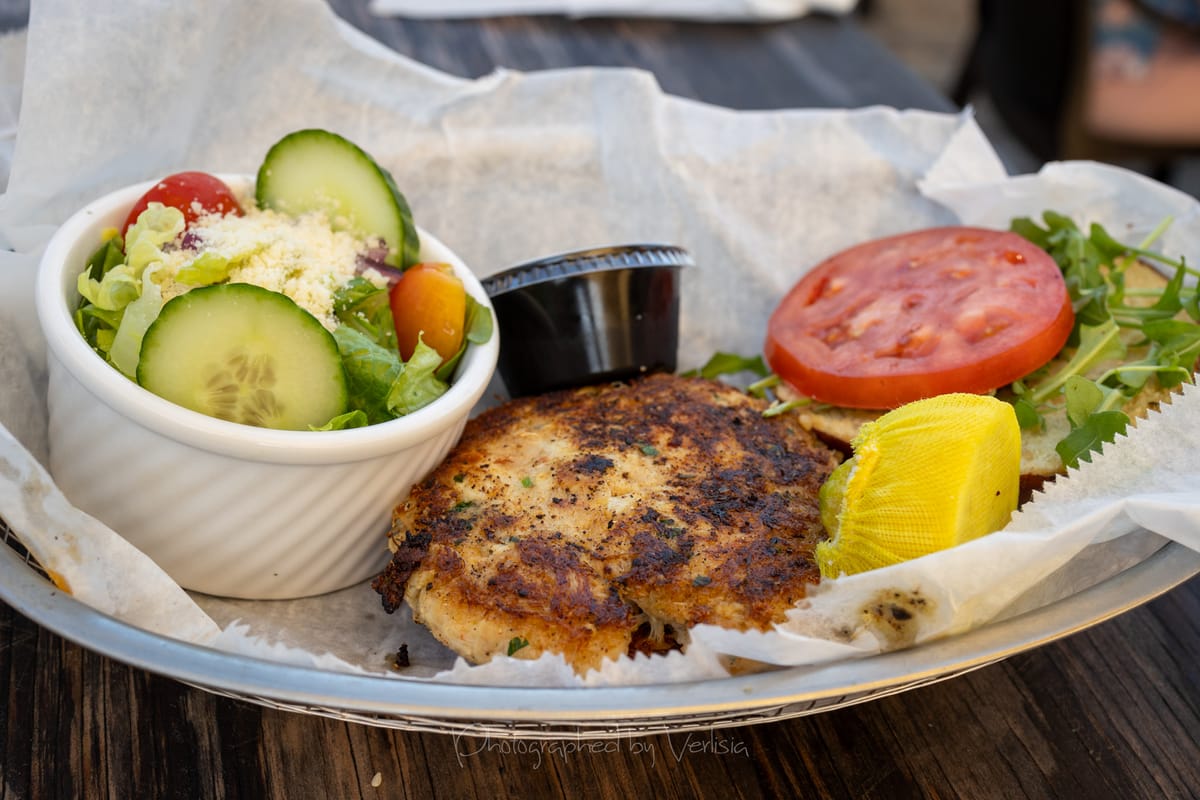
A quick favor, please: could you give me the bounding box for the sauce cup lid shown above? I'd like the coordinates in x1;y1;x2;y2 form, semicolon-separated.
482;244;690;397
482;243;692;296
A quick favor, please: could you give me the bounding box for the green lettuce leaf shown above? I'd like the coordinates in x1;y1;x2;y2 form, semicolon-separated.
334;326;452;420
108;264;167;377
435;295;493;382
77;261;139;312
75;205;183;368
310;410;370;431
125;203;185;274
83;235;126;282
75;237;126;351
333;277;396;351
333;326;401;425
388;338;448;415
175;251;232;286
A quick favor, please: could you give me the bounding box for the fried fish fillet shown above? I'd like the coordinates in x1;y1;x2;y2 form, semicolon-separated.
372;373;840;674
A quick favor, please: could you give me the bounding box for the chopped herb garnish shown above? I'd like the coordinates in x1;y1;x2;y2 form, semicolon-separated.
693;575;711;587
636;442;659;456
507;636;530;656
453;473;465;483
520;476;534;488
451;500;475;513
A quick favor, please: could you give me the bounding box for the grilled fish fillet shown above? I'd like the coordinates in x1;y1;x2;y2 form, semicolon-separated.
373;373;840;674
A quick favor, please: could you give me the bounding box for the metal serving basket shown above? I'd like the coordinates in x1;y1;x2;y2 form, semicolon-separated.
3;513;1198;739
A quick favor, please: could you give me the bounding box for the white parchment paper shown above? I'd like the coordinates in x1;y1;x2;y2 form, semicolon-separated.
0;0;1198;688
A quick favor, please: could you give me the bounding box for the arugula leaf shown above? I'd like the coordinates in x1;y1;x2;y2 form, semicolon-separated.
1086;222;1132;264
1063;375;1104;428
1108;355;1160;393
1147;261;1186;316
1009;217;1050;250
1055;411;1130;470
682;351;769;380
1030;320;1125;404
1142;319;1200;388
1011;396;1044;430
1010;212;1199;465
1142;318;1200;354
1185;279;1200;323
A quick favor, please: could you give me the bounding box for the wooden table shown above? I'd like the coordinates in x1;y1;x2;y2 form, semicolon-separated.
4;2;1200;797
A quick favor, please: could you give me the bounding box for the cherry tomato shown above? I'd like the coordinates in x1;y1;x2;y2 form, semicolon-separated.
764;226;1074;409
121;171;242;236
389;263;467;362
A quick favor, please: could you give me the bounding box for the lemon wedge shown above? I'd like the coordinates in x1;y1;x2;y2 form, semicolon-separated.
816;393;1021;578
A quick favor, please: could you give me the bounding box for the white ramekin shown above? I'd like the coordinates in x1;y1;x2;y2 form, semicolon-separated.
34;175;499;599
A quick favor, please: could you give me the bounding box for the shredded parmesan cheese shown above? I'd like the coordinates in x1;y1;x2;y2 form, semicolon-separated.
155;206;381;330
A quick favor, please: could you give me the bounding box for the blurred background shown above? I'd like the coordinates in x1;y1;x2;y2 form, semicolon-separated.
862;0;1200;198
0;0;1196;199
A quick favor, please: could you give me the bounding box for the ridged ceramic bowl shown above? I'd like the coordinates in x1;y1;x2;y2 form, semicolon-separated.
34;176;499;600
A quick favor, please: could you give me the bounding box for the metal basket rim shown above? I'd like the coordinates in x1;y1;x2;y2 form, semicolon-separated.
2;515;1196;735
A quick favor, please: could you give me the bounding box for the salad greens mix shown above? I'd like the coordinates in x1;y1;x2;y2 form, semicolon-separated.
72;129;493;432
330;277;493;427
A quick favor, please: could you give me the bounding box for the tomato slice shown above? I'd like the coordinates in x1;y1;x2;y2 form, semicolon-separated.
389;263;467;362
121;171;242;236
763;226;1074;409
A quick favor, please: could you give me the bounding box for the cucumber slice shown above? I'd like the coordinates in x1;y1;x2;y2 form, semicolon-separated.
137;284;349;430
255;129;419;268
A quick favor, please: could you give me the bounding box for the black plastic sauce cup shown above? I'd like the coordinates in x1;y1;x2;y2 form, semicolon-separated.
482;244;690;397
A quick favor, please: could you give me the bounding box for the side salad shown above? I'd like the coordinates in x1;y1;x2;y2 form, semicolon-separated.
73;129;493;431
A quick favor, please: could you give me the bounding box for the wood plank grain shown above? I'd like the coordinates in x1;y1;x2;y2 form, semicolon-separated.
325;1;953;113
